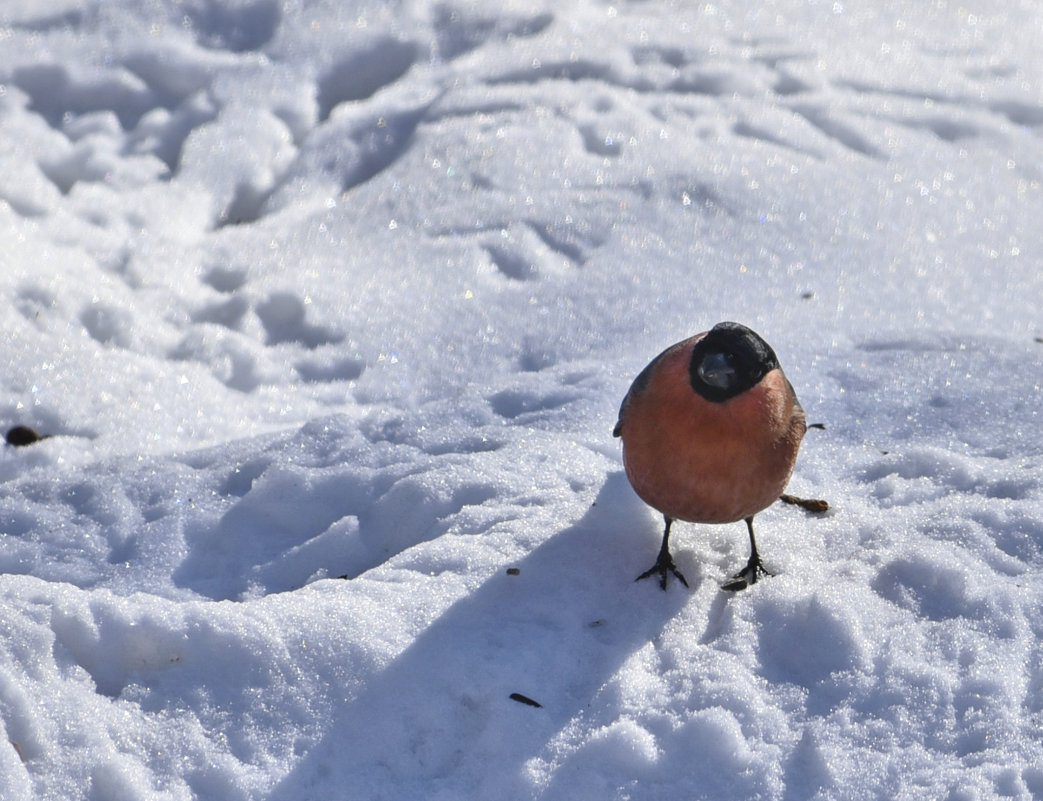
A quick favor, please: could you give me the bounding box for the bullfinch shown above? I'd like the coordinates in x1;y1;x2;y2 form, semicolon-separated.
613;322;806;591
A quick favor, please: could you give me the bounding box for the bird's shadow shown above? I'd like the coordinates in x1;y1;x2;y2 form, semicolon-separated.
268;471;686;799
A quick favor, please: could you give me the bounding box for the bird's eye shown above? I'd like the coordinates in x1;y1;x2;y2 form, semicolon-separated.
697;351;736;390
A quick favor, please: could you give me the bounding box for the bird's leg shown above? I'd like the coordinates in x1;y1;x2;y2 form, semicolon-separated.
636;516;690;590
722;516;773;592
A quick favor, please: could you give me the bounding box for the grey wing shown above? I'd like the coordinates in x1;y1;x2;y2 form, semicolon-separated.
783;373;808;437
784;374;803;412
613;352;663;438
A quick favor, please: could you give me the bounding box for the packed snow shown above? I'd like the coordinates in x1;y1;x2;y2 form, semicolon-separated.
1;0;1042;798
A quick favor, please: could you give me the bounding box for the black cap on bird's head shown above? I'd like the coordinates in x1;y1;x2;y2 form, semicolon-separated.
688;322;780;403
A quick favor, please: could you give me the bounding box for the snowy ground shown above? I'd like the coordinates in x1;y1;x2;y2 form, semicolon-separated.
1;0;1042;798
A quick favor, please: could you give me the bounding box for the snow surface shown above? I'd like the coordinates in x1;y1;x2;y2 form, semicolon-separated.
1;0;1042;798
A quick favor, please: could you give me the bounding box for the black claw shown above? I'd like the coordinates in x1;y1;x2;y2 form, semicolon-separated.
721;516;774;592
721;557;772;591
636;515;689;590
635;554;689;590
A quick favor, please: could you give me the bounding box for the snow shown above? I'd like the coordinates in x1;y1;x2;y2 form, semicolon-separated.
1;0;1042;798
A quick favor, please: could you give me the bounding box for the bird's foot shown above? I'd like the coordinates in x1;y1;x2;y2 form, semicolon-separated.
635;551;689;591
722;555;773;592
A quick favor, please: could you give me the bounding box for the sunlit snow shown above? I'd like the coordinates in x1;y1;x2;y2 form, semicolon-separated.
2;1;1042;799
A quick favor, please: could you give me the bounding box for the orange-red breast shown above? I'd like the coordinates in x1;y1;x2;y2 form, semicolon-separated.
613;322;806;590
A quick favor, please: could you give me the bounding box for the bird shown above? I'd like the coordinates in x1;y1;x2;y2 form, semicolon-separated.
613;321;807;591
